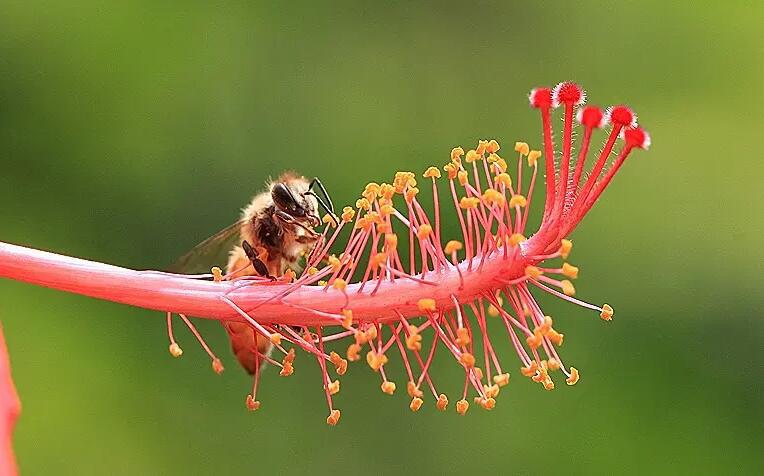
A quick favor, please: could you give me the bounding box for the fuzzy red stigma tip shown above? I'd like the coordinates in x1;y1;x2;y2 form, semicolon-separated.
529;87;553;108
623;126;651;150
552;82;585;108
576;105;606;128
606;105;637;128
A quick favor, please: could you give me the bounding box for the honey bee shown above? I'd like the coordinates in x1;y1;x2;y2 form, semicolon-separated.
171;172;336;374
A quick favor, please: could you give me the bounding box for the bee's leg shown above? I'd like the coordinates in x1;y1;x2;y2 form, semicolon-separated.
241;240;276;281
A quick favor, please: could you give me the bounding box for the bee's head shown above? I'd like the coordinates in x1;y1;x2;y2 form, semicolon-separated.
271;175;321;228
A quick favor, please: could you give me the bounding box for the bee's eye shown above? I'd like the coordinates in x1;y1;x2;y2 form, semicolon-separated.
272;183;299;212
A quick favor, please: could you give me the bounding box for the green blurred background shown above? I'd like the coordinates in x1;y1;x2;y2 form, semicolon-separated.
1;1;762;474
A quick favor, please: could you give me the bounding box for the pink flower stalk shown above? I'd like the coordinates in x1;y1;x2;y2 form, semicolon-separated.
0;327;20;475
0;82;650;424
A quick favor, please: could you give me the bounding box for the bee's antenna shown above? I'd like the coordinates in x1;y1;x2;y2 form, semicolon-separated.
308;178;335;214
305;191;338;226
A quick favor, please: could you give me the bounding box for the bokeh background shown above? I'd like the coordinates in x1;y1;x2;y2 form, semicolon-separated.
1;1;762;474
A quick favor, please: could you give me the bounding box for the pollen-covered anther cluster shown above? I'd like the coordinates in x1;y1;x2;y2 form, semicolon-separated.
157;81;649;424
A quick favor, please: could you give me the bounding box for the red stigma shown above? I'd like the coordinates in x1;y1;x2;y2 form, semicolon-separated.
576;106;605;129
607;106;637;127
529;87;553;108
552;82;585;108
623;126;651;150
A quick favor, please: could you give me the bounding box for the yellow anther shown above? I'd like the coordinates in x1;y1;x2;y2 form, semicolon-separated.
410;397;424;412
566;367;580;385
455;327;470;347
406;328;422;351
416;224;432;240
562;263;579;279
540;315;554;334
509;194;527;208
371;252;388;269
341;309;353;330
482;397;496;410
423;166;441;179
393;172;417;194
366;351;388;371
459;197;480;209
332;278;347;292
560;280;576;296
548;329;564;346
465;149;480;163
525;265;543;279
212;358;224;375
364;325;378;342
476;140;489;156
514;142;530;156
473;367;483;380
493;373;510;387
322;214;335;226
527;150;542;166
407;381;424;398
326;409;341;426
404;187;419;203
327;255;341;272
283;269;296;283
486;139;500;153
559;239;573;259
508;233;526;247
279;361;294;376
459;352;476;368
168;343;183;358
521;362;539;377
443;162;459;180
246;394;261;411
601;304;614;321
526;330;543;349
484;384;500;399
495;173;512;187
532;366;548;383
444;240;463;255
317;280;327;286
482;188;504;205
363;182;381;201
381;381;396;395
494;157;508;173
487;304;500;317
283;347;296;364
329;351;343;367
355;197;371;210
385;233;398;250
380;204;395;216
269;333;282;346
436;393;449;411
346;343;361;362
456;399;469;415
341;206;355;223
417;298;436;313
380;183;397;199
543;378;555;391
307;266;318;276
211;267;223;282
451;147;465;162
457;170;469;186
547;358;561;371
327;379;340;395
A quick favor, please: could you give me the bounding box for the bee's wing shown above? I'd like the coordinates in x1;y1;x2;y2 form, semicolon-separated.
168;220;246;274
